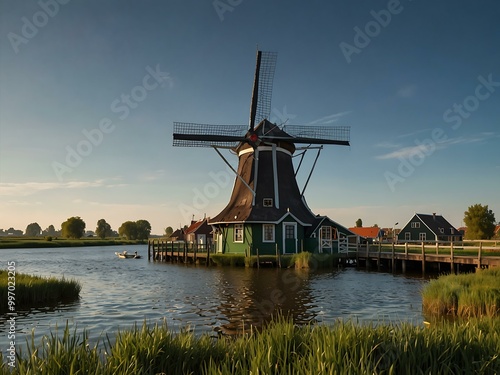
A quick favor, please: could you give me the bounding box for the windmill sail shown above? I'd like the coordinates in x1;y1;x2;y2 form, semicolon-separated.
249;51;277;130
172;50;350;149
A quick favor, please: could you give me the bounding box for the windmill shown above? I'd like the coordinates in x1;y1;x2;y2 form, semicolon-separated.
173;51;352;255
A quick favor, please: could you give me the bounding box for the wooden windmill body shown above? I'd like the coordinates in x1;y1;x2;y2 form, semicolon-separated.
174;51;356;255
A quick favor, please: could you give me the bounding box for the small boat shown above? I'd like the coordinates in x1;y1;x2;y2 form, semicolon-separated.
115;251;141;259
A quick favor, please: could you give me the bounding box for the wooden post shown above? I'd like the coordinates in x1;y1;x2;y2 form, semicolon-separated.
194;242;197;263
206;243;210;266
275;243;281;268
184;242;187;263
436;241;439;255
402;242;408;273
377;241;381;271
421;241;426;274
148;240;151;261
256;248;260;269
391;242;395;272
171;241;174;261
478;241;482;269
450;241;455;274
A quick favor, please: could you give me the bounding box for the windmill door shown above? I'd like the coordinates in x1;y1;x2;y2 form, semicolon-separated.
283;222;297;254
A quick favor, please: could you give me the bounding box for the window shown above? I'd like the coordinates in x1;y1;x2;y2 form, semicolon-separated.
321;226;332;240
263;198;273;207
411;222;420;229
285;224;295;239
405;232;411;241
439;228;444;234
234;224;243;243
450;228;454;234
263;224;275;242
419;233;426;241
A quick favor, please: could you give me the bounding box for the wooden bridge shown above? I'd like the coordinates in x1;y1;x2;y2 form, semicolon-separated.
351;241;500;274
147;239;500;273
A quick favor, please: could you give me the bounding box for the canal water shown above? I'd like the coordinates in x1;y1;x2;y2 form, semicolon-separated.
1;245;428;349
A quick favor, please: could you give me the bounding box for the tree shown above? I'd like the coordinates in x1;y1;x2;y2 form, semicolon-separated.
95;219;113;239
165;226;173;238
463;204;496;240
61;217;86;239
136;219;152;240
355;218;363;227
42;225;57;236
119;221;138;240
25;222;42;237
6;227;23;236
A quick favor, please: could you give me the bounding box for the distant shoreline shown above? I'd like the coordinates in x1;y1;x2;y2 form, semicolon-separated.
0;237;147;249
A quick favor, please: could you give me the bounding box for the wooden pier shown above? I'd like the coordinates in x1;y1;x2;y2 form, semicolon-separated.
148;239;213;265
148;239;500;273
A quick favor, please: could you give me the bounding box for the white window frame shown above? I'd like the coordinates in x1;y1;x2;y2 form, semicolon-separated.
262;224;275;242
419;232;426;241
405;232;411;241
439;228;444;234
411;222;420;229
263;198;273;207
234;224;243;243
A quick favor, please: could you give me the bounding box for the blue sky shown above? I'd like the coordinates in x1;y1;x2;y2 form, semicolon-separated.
1;0;499;235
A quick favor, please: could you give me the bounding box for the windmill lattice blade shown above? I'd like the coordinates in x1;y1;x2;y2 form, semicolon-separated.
173;122;248;147
278;125;351;145
254;51;278;126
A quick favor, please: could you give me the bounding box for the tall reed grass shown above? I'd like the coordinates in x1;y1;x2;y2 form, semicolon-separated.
422;268;500;318
2;317;498;374
0;271;81;313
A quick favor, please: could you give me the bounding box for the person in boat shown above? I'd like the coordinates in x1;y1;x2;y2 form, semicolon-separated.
123;250;128;255
134;251;138;258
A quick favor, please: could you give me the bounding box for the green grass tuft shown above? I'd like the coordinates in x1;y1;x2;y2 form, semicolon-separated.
1;317;499;374
422;268;500;318
0;271;81;313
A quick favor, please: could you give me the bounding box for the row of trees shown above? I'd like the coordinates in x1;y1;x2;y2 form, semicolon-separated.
1;218;151;240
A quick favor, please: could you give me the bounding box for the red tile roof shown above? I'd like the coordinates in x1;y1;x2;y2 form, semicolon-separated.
348;227;382;239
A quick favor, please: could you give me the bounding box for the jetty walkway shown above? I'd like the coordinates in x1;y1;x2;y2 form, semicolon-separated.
147;239;500;273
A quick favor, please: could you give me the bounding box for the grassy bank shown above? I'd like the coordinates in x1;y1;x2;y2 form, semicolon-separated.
0;271;81;313
422;268;500;318
0;237;146;249
1;318;499;374
209;252;340;269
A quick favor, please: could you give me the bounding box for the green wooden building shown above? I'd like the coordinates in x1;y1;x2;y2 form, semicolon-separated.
397;213;462;242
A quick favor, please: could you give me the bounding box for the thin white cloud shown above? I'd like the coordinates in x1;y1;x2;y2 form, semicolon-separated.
376;135;488;160
0;179;126;197
396;85;417;98
307;111;351;125
376;144;433;160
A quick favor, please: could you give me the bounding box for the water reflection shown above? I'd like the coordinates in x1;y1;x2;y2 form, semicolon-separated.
0;246;427;348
